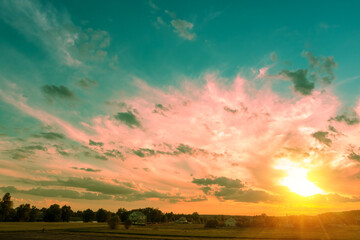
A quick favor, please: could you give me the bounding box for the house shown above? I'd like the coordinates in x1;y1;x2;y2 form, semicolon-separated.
176;216;188;224
225;218;236;227
129;211;146;225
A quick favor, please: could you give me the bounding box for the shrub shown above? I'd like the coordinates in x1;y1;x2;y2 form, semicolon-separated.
108;215;120;229
204;219;219;228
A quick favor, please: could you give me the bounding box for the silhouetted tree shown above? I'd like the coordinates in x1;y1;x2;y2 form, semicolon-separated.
83;208;95;222
191;212;200;223
29;206;40;222
165;212;175;222
116;208;128;222
135;207;163;223
15;204;31;222
44;204;61;222
71;210;83;221
61;205;72;222
96;208;110;222
0;193;13;221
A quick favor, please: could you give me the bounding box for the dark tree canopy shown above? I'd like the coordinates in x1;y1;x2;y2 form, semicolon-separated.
44;204;61;222
61;205;72;222
15;204;31;222
96;208;110;222
116;208;128;222
0;193;13;221
83;208;95;222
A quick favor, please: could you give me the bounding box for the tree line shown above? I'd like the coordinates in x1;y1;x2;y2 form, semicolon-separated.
2;192;360;228
0;193;202;223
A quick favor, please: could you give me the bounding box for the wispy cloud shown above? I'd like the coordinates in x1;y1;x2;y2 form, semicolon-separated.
76;78;98;89
148;2;196;40
0;0;113;67
0;0;80;66
170;19;196;40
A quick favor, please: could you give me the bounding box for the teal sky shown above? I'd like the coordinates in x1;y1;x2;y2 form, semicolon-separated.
1;0;360;214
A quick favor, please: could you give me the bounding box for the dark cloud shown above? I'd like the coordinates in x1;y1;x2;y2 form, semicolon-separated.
312;131;332;146
114;110;141;128
33;132;65;140
155;104;169;111
6;145;47;160
330;112;359;125
280;69;314;95
41;85;77;102
0;186;111;200
183;196;207;202
19;177;136;195
176;144;194;154
320;56;337;83
24;145;47;151
95;155;108;160
275;52;337;96
200;186;212;194
193;177;244;188
54;144;69;156
214;188;278;203
76;78;98;89
14;177;196;203
328;125;338;133
115;189;203;203
127;143;221;159
153;104;171;115
82;150;108;161
89;139;104;147
192;176;277;203
132;148;155;158
303;51;337;84
224;106;237;114
104;149;124;161
71;167;101;172
303;51;320;69
348;152;360;162
104;101;127;108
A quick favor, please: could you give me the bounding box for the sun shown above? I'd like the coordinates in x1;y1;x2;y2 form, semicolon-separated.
279;167;323;197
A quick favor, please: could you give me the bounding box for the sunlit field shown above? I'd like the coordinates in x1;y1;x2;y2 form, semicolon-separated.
1;222;360;240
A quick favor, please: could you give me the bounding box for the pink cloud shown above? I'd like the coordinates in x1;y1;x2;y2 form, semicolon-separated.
2;73;360;209
83;73;355;197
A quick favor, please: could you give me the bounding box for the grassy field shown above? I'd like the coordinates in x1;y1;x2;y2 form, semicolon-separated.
1;222;360;240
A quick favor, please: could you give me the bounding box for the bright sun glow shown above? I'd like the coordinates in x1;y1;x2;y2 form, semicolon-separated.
279;167;323;197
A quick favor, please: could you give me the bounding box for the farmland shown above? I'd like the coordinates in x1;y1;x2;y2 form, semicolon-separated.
1;222;360;240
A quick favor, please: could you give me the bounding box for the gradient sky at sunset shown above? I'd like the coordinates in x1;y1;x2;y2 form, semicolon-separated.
1;0;360;215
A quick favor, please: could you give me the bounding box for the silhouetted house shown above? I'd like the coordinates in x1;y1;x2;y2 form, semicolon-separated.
176;216;188;224
225;217;236;227
129;211;146;225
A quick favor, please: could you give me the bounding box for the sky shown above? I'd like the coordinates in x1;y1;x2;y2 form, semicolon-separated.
1;0;360;216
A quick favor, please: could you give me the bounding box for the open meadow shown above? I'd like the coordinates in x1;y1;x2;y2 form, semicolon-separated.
1;222;360;240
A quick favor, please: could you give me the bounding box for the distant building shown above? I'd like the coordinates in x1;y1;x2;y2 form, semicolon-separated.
176;216;188;224
129;211;146;225
225;218;236;227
